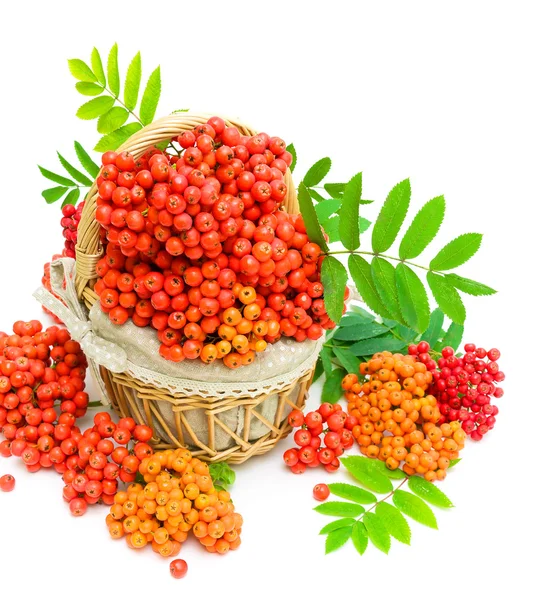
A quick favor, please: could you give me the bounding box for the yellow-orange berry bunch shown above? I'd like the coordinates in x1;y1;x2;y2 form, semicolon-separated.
105;448;242;556
343;351;466;481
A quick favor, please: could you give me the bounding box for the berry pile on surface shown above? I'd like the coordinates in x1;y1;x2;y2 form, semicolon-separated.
283;403;357;474
60;202;85;259
408;341;504;440
343;351;466;481
93;116;335;368
0;321;90;473
107;448;243;556
62;412;153;516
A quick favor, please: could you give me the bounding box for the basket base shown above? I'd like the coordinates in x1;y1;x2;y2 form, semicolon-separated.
102;366;314;464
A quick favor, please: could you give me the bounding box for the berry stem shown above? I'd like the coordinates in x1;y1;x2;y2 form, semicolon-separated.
364;476;409;515
100;87;180;156
87;400;105;409
101;87;144;128
324;250;439;275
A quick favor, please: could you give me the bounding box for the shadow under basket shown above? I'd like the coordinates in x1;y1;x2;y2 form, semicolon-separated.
100;366;314;464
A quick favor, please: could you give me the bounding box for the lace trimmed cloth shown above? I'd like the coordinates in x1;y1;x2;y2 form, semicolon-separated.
33;258;323;402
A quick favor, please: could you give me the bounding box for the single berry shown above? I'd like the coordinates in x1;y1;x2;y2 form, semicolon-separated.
313;483;330;501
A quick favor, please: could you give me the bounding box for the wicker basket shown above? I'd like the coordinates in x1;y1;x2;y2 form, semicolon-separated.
74;113;318;464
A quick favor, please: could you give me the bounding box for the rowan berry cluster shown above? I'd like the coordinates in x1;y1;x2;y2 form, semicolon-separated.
93;116;334;368
0;321;89;473
107;448;242;556
60;202;85;258
61;411;154;517
283;403;357;474
343;351;466;481
408;341;504;440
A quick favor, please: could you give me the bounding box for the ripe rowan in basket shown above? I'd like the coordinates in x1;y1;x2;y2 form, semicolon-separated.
92;116;337;368
107;448;243;555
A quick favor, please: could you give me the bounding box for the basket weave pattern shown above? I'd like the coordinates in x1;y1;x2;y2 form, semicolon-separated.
75;113;315;464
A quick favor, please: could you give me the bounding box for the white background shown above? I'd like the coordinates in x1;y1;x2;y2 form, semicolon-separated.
0;1;547;597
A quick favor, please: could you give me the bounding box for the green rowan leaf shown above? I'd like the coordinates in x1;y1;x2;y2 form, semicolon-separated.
38;166;75;187
350;305;376;319
319;347;333;376
97;107;129;134
323;216;341;243
399;195;445;259
325;526;353;554
333;323;388;341
321;368;346;404
348;337;406;357
313;358;324;383
371;178;411;253
75;82;103;96
351;521;369;555
303;157;331;187
371;257;402;321
339;172;362;251
74;142;99;177
57;153;92;185
94;123;143;152
341;456;393;494
332;347;361;375
359;217;371;233
107;43;120;97
124;51;142;111
328;483;377;504
298;183;329;252
287;143;297;172
427;272;466;325
395;263;430;333
339;311;374;325
422;309;444;346
363;512;391;554
140;66;161;125
76;96;114;120
42;186;69;204
308;188;326;202
314;501;364;518
444;274;497;296
440;322;464;351
68;58;96;82
324;182;345;198
408;476;454;508
430;233;483;271
321;256;347;323
90;47;105;86
393;490;438;529
315;199;341;223
62;188;80;207
367;460;407;480
375;502;411;544
348;255;391;320
319;518;357;535
449;458;462;468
